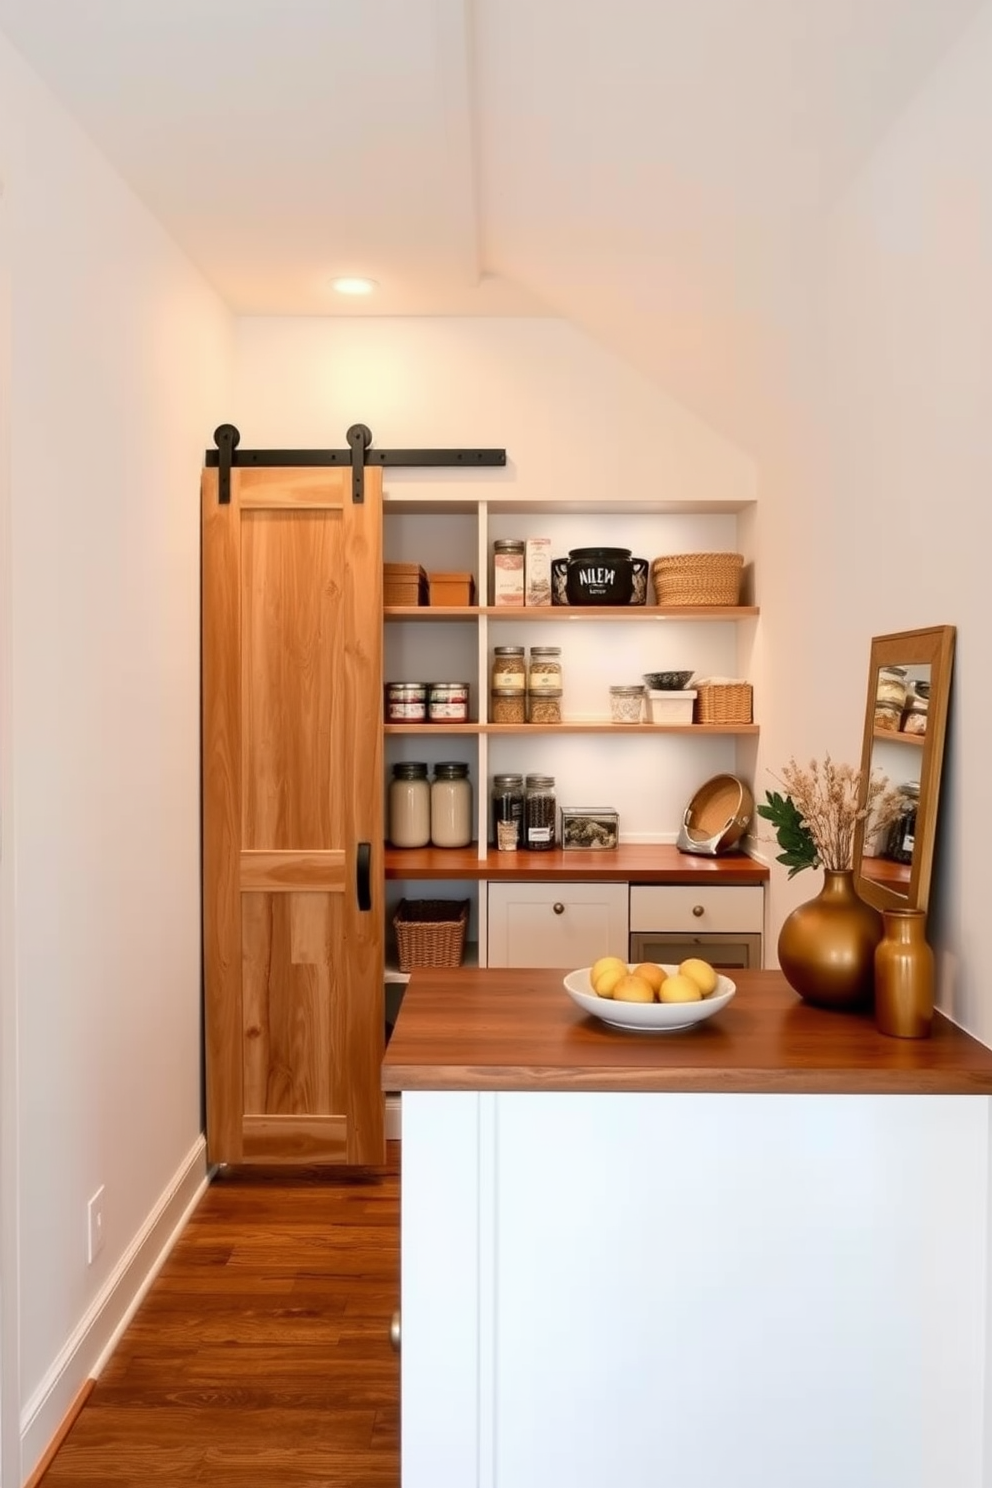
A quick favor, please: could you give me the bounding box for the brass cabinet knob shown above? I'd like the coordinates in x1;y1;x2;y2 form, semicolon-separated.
692;904;705;918
553;902;565;915
390;1310;401;1352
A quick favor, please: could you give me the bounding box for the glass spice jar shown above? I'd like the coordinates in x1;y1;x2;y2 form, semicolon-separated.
524;774;556;850
491;773;525;851
388;761;431;847
527;686;562;724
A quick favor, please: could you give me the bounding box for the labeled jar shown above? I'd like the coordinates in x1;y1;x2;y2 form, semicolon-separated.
493;540;525;607
491;687;526;724
388;761;431;847
492;645;526;693
385;682;428;723
528;686;562;724
609;685;645;723
428;681;470;723
492;773;525;851
524;774;556;850
886;782;919;865
527;646;562;691
430;761;473;848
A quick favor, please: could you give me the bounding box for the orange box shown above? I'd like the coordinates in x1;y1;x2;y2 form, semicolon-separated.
429;571;476;607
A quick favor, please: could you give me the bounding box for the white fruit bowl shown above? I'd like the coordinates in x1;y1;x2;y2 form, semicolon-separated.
562;964;736;1033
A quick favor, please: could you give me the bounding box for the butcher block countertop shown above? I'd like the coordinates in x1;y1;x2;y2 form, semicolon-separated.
381;968;992;1096
383;843;769;883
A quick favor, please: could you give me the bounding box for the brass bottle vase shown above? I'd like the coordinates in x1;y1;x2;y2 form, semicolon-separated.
777;869;883;1010
874;908;934;1039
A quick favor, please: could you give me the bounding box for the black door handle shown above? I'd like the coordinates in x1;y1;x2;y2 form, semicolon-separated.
356;842;372;911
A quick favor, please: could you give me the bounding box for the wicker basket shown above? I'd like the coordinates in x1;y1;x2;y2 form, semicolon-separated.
693;679;753;725
651;552;743;606
393;898;469;973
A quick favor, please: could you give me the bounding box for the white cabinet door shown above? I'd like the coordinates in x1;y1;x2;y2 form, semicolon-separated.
487;881;628;967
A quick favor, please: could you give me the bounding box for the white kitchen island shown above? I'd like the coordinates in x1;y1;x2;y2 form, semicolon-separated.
382;968;992;1488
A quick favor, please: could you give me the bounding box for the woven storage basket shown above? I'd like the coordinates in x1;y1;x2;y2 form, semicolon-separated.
394;898;469;973
693;680;753;725
651;552;743;606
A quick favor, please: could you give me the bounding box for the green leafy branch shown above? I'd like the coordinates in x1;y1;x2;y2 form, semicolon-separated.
756;790;819;878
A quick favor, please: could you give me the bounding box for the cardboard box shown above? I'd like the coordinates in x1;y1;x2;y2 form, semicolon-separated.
560;808;619;850
384;562;429;606
525;537;552;606
429;571;476;607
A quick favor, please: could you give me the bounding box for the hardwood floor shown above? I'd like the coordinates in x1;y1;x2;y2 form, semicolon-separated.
38;1145;401;1487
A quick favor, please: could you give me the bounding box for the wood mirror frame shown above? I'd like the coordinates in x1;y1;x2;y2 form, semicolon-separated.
853;625;955;915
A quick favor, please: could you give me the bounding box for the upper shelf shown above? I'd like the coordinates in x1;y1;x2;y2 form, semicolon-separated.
385;605;759;621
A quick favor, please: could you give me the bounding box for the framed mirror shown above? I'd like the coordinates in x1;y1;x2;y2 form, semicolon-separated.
853;625;955;914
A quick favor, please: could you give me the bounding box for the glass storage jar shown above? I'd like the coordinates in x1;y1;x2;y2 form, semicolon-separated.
492;645;526;693
876;666;908;711
430;761;473;848
527;646;562;691
490;687;526;724
524;774;556;850
492;773;525;851
885;781;919;865
609;685;645;723
388;761;431;847
527;686;562;724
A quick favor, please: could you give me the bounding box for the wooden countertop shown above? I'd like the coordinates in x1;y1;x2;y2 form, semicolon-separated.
384;842;769;883
381;967;992;1096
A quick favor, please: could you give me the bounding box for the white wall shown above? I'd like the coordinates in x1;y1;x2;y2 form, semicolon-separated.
753;3;992;1040
0;30;232;1483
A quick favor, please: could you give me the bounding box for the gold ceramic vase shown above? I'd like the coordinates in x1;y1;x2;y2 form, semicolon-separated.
777;869;883;1010
874;908;934;1038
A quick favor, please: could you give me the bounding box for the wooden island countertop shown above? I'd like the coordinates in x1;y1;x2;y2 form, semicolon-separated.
381;967;992;1096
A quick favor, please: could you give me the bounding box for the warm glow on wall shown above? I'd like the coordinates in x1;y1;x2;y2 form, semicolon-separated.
331;276;378;296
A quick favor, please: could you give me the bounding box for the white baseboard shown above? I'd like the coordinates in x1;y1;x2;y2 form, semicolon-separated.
386;1093;402;1141
19;1135;212;1481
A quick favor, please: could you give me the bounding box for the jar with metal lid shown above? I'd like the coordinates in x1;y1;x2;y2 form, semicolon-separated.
493;540;525;607
385;682;428;723
430;761;473;848
527;646;562;691
388;761;431;847
527;686;562;724
490;687;526;724
609;685;645;723
491;646;526;693
524;774;556;850
428;681;470;723
492;773;525;851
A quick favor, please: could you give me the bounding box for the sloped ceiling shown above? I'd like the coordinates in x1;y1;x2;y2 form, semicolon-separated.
0;0;983;448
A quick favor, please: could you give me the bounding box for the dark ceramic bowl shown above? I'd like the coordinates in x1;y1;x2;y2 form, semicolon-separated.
643;670;695;691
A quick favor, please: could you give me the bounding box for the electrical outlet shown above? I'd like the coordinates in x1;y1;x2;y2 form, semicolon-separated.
87;1187;105;1264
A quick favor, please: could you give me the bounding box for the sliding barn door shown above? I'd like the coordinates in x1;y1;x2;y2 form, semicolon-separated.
202;463;385;1165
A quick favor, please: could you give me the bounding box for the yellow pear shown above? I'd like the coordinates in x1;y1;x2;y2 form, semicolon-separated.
679;957;719;997
593;964;628;999
632;962;665;996
659;973;704;1004
613;973;655;1003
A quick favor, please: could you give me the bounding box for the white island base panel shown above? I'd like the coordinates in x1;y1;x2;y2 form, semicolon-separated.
400;1090;992;1488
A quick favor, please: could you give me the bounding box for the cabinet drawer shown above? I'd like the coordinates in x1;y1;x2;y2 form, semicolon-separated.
629;884;763;934
487;882;628;969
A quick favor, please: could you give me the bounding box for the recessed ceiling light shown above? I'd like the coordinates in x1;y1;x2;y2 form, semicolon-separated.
331;276;378;296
